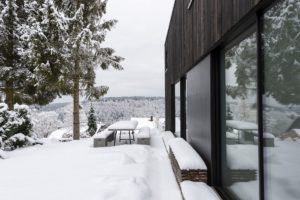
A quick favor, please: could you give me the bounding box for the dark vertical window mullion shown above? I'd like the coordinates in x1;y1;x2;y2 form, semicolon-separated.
256;12;265;200
171;84;176;133
180;77;187;140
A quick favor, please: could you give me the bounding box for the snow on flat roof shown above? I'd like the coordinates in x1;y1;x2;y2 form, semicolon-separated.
226;120;258;130
169;138;207;170
181;181;221;200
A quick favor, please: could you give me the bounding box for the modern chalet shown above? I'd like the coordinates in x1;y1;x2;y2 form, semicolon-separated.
165;0;300;199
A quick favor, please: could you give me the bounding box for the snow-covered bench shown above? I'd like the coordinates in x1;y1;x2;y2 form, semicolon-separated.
253;132;275;147
180;181;221;200
161;131;175;152
227;145;258;182
93;130;114;147
169;138;208;184
137;126;150;145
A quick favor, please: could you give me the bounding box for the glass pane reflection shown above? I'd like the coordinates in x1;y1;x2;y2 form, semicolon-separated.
263;0;300;199
175;82;181;137
222;32;259;200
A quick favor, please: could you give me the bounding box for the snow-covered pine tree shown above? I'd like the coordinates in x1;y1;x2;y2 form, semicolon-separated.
0;0;59;109
87;104;97;136
263;0;300;105
225;33;257;100
23;0;68;105
56;0;124;140
0;0;31;110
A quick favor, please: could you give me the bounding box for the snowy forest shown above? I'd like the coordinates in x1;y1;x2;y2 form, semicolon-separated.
31;97;165;138
0;0;124;151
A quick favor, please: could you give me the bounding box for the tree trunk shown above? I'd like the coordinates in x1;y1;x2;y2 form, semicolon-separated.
73;58;80;140
73;77;80;140
5;80;14;111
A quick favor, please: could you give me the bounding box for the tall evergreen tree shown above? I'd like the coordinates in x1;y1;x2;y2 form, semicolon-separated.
0;0;60;109
24;0;69;103
87;104;97;136
0;0;31;110
56;0;123;140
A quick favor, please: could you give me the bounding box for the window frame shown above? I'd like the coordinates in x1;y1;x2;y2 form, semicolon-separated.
213;14;265;200
220;26;260;200
215;1;289;199
172;77;187;139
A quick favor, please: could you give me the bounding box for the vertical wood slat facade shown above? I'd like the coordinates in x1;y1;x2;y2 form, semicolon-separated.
165;0;261;131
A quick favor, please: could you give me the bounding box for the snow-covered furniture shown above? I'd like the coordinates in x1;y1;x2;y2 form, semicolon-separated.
227;145;258;182
169;138;208;184
180;181;221;200
137;126;151;145
108;120;138;145
161;131;175;152
226;120;258;144
93;130;114;147
254;132;275;147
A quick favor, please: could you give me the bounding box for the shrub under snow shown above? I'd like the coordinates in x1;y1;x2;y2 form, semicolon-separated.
0;103;42;151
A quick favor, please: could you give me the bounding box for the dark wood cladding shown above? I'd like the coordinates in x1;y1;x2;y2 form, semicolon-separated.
165;0;261;85
165;0;262;132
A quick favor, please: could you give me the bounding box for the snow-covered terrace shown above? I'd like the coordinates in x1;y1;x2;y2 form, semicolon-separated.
0;129;183;200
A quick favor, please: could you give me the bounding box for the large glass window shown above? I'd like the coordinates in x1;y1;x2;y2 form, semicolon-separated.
175;82;181;137
263;0;300;199
222;32;259;200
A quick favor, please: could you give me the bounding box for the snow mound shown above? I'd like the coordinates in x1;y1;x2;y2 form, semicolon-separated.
48;128;69;140
131;118;156;129
120;154;136;165
169;138;207;170
0;149;8;159
181;181;221;200
138;126;150;138
95;176;152;200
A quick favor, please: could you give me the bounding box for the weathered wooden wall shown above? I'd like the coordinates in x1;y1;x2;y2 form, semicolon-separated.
165;0;262;131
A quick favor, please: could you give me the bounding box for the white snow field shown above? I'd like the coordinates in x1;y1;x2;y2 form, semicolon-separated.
0;129;182;200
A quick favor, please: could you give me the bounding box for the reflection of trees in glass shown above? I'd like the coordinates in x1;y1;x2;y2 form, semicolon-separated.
264;0;300;105
225;34;257;100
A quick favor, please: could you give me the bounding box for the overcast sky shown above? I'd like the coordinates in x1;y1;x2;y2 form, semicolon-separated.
54;0;174;103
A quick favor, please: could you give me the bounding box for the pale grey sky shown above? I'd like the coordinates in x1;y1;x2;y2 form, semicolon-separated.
54;0;174;103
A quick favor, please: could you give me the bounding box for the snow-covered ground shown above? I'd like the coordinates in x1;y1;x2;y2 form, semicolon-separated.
0;129;182;200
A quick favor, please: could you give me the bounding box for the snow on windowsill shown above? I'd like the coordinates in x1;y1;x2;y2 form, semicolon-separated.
161;131;175;151
169;138;207;170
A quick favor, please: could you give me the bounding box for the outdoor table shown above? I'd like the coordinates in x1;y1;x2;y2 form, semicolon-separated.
108;120;138;145
226;120;258;144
